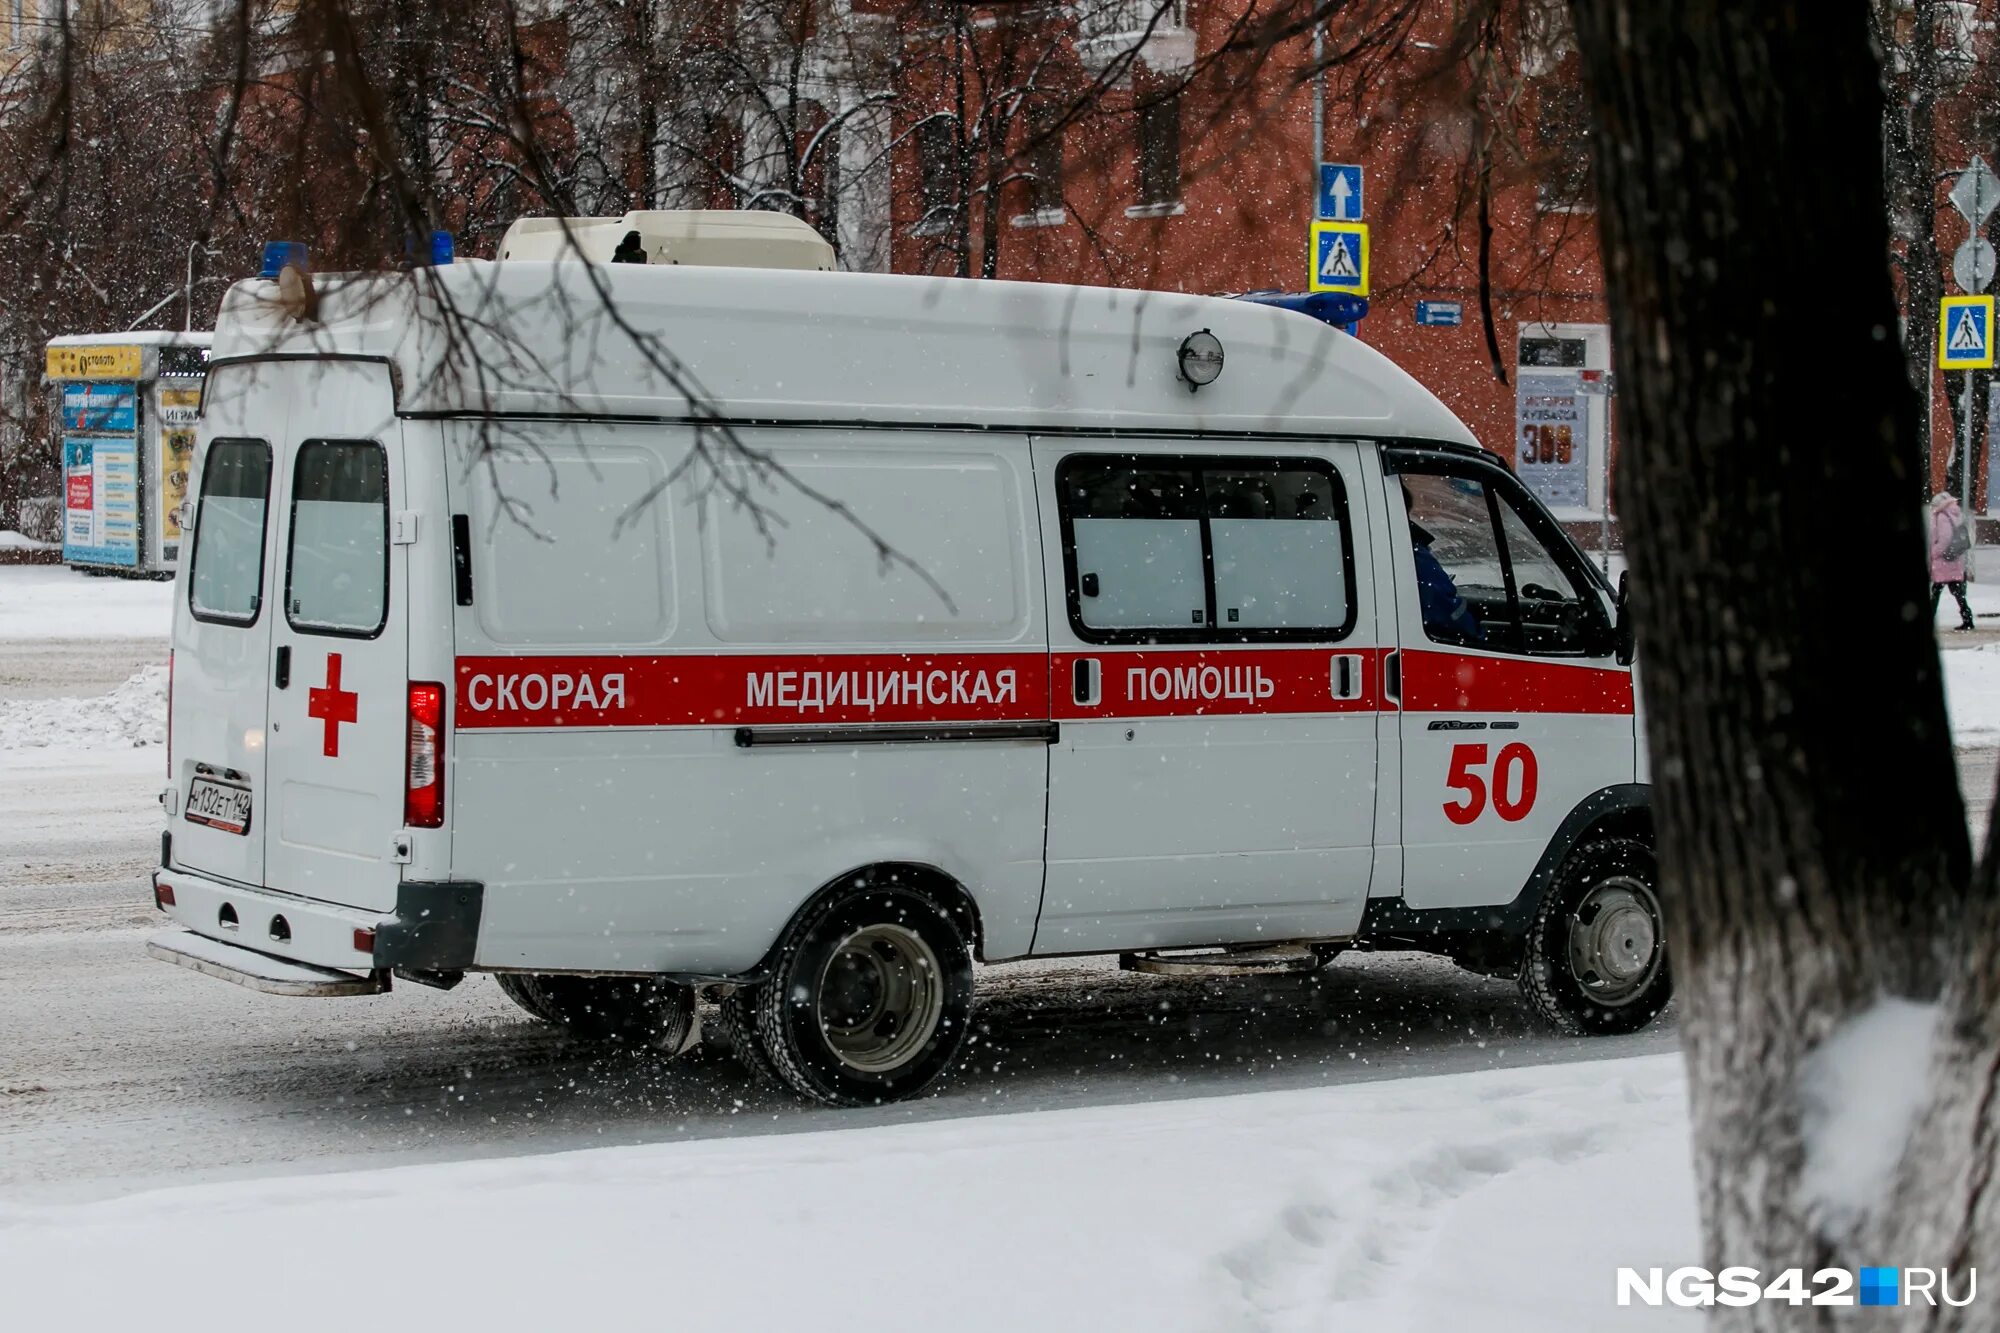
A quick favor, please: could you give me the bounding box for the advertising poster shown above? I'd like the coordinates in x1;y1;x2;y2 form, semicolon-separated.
1515;371;1589;511
60;382;140;567
158;384;200;550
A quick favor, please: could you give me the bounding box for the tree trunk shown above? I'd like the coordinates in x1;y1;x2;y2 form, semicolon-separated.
1565;1;1981;1324
1898;0;1946;500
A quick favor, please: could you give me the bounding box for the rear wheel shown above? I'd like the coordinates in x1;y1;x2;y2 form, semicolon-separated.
493;972;563;1023
495;973;698;1052
1520;837;1671;1035
738;881;974;1106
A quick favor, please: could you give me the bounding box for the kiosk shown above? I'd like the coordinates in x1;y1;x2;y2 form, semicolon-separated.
45;332;210;576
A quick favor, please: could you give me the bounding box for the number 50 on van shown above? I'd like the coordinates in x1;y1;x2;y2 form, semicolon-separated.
1616;1266;1976;1308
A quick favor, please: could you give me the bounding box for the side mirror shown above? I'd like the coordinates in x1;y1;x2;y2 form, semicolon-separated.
1614;571;1636;666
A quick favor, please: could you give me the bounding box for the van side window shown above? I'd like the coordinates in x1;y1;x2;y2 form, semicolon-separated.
285;440;388;638
188;439;272;625
1059;455;1355;643
1398;468;1607;657
1065;462;1206;632
1206;468;1348;629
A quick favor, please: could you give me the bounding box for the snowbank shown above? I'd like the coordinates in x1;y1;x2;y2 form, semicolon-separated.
0;565;173;640
0;529;57;550
0;1055;1699;1332
0;665;166;750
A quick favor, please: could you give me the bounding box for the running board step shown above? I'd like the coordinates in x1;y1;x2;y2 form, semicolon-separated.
147;929;388;997
1119;944;1322;977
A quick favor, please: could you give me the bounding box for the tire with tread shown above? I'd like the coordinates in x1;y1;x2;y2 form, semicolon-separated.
496;973;697;1051
738;879;974;1106
494;973;564;1024
1520;837;1671;1035
718;986;781;1084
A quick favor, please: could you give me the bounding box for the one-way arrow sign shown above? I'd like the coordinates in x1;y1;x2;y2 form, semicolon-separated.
1317;163;1364;221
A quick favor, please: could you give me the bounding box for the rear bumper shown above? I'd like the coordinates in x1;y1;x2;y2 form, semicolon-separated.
147;929;387;997
151;868;486;977
154;867;380;970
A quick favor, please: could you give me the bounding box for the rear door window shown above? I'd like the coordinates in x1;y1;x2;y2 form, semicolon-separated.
285;440;388;637
188;439;272;624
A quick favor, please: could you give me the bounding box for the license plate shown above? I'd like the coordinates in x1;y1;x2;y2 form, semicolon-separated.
185;776;252;835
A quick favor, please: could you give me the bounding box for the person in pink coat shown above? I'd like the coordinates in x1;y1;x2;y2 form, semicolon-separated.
1931;491;1976;631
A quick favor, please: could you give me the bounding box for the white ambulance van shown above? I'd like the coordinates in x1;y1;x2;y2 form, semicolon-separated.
151;241;1661;1106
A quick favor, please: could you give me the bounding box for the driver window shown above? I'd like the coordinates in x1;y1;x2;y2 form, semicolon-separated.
1401;473;1508;649
1494;497;1599;655
1400;470;1605;658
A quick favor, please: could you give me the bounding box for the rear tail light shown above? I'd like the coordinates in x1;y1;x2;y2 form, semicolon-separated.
353;927;377;955
405;682;445;828
154;882;175;909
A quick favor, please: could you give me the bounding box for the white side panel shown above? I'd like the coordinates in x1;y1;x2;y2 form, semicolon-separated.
447;424;1049;975
457;730;1047;972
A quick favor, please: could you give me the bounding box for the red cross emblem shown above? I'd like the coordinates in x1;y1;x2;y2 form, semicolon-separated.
307;652;359;757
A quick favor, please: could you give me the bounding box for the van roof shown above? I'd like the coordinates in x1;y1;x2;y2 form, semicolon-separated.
47;331;213;348
209;262;1480;448
497;209;836;269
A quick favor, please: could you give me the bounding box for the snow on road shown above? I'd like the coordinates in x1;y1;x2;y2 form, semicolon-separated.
0;1054;1698;1333
0;565;171;640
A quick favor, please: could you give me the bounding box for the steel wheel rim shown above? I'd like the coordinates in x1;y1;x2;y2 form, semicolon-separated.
1566;875;1663;1007
816;923;945;1073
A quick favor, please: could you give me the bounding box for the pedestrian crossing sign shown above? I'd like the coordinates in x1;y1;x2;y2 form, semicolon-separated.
1310;221;1370;296
1941;295;1996;370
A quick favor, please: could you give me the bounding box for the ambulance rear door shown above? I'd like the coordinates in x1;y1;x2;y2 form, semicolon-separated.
171;374;283;888
258;361;411;912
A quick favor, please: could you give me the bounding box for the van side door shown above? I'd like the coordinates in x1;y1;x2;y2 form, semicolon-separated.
1382;449;1634;911
1034;440;1384;954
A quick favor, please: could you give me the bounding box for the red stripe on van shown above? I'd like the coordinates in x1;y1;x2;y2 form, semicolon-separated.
1399;649;1634;715
454;652;1050;729
1052;647;1386;719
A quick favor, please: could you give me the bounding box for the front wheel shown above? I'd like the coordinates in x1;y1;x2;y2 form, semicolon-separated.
1519;838;1671;1035
738;881;975;1106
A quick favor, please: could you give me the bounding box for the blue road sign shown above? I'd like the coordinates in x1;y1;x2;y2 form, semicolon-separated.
1942;295;1996;370
1309;222;1369;295
1318;163;1364;221
1416;300;1463;327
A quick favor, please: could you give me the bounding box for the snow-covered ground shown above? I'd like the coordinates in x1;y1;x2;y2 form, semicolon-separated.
1944;644;2000;748
0;1054;1697;1332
